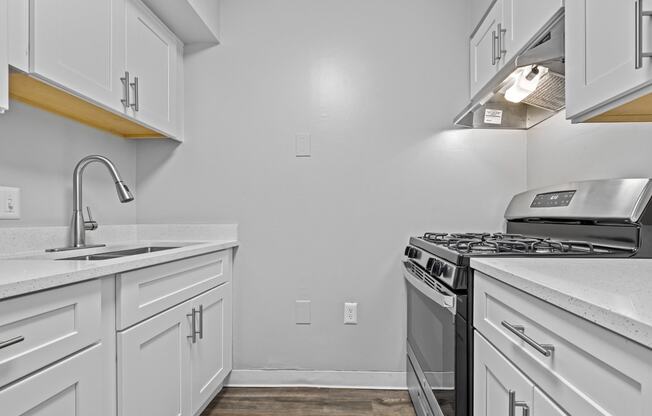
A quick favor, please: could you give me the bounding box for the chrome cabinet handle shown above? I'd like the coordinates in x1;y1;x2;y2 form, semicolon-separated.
509;390;530;416
497;23;507;62
120;71;130;108
0;336;24;350
198;304;204;340
130;76;139;112
187;307;197;343
492;30;498;65
636;0;652;69
502;321;554;357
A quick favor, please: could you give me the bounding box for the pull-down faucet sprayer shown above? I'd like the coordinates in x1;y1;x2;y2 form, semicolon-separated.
46;155;134;252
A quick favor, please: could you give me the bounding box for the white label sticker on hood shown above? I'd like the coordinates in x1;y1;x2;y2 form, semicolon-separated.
484;109;503;125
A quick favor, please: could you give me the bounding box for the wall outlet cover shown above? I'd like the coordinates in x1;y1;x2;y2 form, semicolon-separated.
344;302;357;324
0;186;20;220
295;300;311;324
295;134;311;157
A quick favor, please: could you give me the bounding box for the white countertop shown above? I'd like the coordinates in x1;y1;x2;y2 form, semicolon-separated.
0;238;238;300
470;257;652;349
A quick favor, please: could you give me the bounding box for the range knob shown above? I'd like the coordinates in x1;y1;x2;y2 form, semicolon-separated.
404;246;420;259
429;260;448;277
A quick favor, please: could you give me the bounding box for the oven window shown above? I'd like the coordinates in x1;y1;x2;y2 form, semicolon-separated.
407;282;456;416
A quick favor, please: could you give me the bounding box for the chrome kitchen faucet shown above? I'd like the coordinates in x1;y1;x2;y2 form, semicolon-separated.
47;155;134;252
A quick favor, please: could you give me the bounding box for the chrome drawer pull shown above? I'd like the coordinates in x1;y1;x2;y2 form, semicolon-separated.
198;304;204;340
120;71;130;108
635;0;652;69
501;321;554;357
509;390;530;416
187;307;197;343
0;336;25;350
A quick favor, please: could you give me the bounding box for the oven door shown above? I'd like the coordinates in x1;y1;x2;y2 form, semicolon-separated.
403;260;461;416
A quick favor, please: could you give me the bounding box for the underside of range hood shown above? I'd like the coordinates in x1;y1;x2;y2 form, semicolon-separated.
454;14;565;130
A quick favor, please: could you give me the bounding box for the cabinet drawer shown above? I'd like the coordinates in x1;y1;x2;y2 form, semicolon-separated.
473;271;652;416
116;250;231;329
0;343;102;416
0;279;102;388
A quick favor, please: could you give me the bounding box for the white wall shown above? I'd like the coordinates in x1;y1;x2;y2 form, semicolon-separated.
527;112;652;188
0;101;138;227
136;0;527;375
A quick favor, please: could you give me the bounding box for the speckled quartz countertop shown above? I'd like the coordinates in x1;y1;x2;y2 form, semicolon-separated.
0;224;239;300
470;258;652;349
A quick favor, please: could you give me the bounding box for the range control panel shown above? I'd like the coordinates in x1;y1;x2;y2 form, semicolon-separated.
530;190;576;208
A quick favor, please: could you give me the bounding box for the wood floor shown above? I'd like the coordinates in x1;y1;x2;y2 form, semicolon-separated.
201;387;417;416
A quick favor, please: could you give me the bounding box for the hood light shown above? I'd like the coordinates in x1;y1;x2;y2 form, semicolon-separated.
504;65;548;103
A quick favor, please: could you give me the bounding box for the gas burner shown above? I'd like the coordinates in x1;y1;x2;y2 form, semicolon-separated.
422;232;492;247
420;232;607;255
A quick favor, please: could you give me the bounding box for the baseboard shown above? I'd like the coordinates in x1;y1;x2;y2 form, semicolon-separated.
225;370;407;390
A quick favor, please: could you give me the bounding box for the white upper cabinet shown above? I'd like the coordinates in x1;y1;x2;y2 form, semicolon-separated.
31;0;126;113
0;0;8;113
470;0;503;98
468;0;562;100
8;0;28;72
125;0;179;137
566;0;652;120
502;0;563;63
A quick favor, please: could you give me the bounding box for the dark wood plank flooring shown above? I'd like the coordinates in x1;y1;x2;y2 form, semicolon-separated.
201;387;416;416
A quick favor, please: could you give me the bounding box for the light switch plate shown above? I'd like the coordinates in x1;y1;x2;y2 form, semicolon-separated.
295;134;311;157
0;186;20;220
295;300;311;324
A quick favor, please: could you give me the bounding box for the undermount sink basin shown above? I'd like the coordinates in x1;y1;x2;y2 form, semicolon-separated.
58;246;179;261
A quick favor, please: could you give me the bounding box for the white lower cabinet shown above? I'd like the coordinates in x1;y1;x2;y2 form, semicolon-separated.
474;332;567;416
474;331;533;416
0;343;102;416
189;283;233;414
118;283;232;416
118;294;192;416
473;271;652;416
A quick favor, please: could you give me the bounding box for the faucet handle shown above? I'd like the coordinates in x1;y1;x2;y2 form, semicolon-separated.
84;207;98;231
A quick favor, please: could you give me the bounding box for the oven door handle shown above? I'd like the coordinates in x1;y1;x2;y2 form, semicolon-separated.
402;262;456;314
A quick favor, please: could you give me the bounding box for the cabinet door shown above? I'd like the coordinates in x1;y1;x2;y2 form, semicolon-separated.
469;0;503;98
31;0;126;113
0;344;102;416
8;0;29;72
566;0;652;119
125;0;178;136
503;0;562;62
189;283;232;414
533;387;568;416
118;299;192;416
474;331;533;416
0;0;8;112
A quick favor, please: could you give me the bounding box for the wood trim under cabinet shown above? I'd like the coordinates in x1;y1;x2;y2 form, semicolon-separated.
8;72;166;139
587;91;652;122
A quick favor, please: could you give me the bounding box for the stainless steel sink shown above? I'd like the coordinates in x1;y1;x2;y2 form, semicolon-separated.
57;246;179;261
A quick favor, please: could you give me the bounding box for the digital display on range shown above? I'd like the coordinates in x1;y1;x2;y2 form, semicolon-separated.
530;190;576;208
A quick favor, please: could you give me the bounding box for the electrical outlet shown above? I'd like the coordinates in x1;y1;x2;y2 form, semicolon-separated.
0;186;20;220
344;302;357;324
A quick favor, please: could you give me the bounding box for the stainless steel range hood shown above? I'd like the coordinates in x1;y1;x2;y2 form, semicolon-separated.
454;14;565;130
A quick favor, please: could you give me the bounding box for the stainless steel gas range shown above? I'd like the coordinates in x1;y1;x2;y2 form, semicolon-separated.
403;178;652;416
